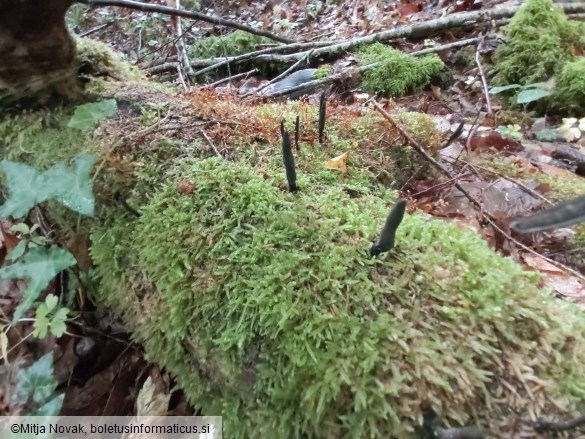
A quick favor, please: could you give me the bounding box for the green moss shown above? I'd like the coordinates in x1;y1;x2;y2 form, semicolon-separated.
552;57;585;116
356;43;446;97
91;158;585;438
190;30;271;59
492;0;585;87
314;65;332;79
77;37;147;89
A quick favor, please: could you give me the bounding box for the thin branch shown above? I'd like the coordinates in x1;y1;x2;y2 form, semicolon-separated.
78;20;115;37
261;38;481;99
199;129;222;157
174;0;194;79
255;3;585;64
242;50;314;97
205;68;257;88
191;41;330;78
474;37;492;114
77;0;293;43
534;414;585;433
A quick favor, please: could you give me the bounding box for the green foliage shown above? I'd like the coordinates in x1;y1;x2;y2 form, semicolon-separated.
491;0;585;93
0;154;97;218
495;124;523;141
0;109;90;167
356;43;446;97
91;158;585;438
67;99;118;130
6;224;48;262
33;294;69;339
314;64;332;79
0;247;76;322
11;353;64;423
76;37;146;85
552;57;585;116
189;30;271;59
490;80;554;105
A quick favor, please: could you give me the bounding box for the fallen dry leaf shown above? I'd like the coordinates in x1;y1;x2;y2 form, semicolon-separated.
325;152;349;173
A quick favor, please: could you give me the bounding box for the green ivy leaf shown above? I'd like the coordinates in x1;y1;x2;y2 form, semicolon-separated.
67;99;118;130
32;394;64;416
16;353;58;404
0;154;97;219
489;84;522;94
0;247;76;322
516;88;551;104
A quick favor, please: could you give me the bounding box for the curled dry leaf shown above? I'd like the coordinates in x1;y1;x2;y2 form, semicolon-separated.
325;152;349;173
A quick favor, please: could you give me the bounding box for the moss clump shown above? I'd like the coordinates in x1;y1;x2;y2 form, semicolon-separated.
77;37;147;86
552;57;585;116
91;157;585;438
314;64;332;79
492;0;585;87
189;30;271;59
356;43;446;97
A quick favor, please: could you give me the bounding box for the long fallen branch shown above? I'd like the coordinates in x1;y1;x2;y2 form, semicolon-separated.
255;2;585;64
77;0;293;43
260;38;481;98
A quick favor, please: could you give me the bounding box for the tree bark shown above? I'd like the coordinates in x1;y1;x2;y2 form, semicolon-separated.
0;0;79;100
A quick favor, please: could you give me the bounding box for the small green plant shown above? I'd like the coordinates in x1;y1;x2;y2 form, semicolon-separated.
6;223;48;262
495;124;523;141
0;154;97;218
490;79;554;104
33;295;69;339
9;353;64;422
67;99;118;130
0;154;95;324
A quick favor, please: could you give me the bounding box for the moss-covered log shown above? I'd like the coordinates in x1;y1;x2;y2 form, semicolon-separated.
90;157;585;437
2;37;585;438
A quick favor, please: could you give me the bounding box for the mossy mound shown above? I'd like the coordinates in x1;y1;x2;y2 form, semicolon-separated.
91;158;585;438
189;30;271;60
552;57;585;116
491;0;585;114
356;43;447;97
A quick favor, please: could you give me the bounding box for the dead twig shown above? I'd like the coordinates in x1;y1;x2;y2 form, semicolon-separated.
256;3;585;64
78;0;293;43
474;36;492;114
205;69;258;88
534;414;585;433
199;129;222;157
242;50;314;98
262;38;483;99
78;20;115;37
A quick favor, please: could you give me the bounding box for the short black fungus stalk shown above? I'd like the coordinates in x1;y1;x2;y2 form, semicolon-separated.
369;199;407;257
281;128;298;193
294;115;300;151
443;121;464;148
114;191;140;217
510;195;585;233
318;91;327;144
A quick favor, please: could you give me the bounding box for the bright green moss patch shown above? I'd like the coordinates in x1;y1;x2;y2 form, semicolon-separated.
491;0;585;114
91;158;585;438
553;57;585;116
492;0;584;86
189;30;271;60
356;43;446;97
